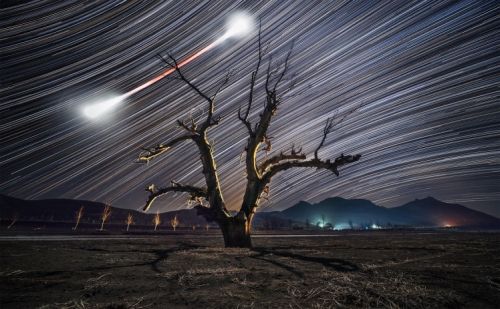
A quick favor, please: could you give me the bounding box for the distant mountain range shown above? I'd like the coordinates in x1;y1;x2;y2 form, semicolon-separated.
278;196;500;229
1;194;499;229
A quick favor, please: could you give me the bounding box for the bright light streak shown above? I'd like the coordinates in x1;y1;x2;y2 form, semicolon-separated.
82;11;255;120
82;95;125;119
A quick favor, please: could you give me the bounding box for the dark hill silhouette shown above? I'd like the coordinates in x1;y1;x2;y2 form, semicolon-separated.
1;194;498;229
281;197;389;226
281;196;500;228
389;197;500;228
0;194;208;226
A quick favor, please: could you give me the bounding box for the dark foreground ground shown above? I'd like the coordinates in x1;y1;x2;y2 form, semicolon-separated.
1;231;499;308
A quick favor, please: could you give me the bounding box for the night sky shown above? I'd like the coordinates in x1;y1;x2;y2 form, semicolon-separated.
1;1;499;216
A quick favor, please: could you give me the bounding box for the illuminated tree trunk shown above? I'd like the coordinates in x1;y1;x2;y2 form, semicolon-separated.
219;215;253;248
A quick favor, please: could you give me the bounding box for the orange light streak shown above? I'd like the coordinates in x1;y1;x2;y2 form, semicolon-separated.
124;37;224;98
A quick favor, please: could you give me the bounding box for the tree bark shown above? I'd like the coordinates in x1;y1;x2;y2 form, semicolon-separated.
219;214;252;248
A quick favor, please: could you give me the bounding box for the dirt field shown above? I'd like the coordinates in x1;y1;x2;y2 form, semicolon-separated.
1;231;499;308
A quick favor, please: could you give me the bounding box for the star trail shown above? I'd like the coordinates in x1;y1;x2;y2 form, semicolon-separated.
1;1;499;216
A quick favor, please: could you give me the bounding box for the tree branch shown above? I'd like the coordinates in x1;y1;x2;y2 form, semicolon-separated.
314;117;335;159
153;54;230;220
240;37;295;216
238;108;253;136
272;43;293;93
199;72;230;131
137;134;194;163
238;21;262;136
143;181;207;212
264;54;273;95
262;154;361;185
168;54;225;133
168;54;212;104
211;71;232;102
176;118;198;133
314;108;358;160
258;145;306;174
254;44;294;149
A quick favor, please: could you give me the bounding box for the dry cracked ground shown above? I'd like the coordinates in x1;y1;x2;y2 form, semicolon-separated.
1;231;499;308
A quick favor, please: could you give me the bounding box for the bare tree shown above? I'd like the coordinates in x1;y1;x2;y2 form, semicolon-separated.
72;206;84;230
153;211;161;231
170;215;179;231
7;214;17;230
99;204;112;231
138;30;360;247
126;213;134;231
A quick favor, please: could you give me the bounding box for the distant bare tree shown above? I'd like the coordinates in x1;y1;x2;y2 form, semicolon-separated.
153;211;161;231
170;215;179;231
126;213;134;231
7;214;17;229
137;28;360;247
72;206;84;230
99;204;112;231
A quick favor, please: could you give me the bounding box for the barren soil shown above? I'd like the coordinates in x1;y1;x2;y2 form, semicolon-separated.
1;231;499;308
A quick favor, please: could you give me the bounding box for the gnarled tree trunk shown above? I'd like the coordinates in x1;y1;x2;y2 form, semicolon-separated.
219;214;252;248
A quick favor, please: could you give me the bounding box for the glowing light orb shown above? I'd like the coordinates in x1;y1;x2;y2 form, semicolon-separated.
223;11;255;39
82;95;125;119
